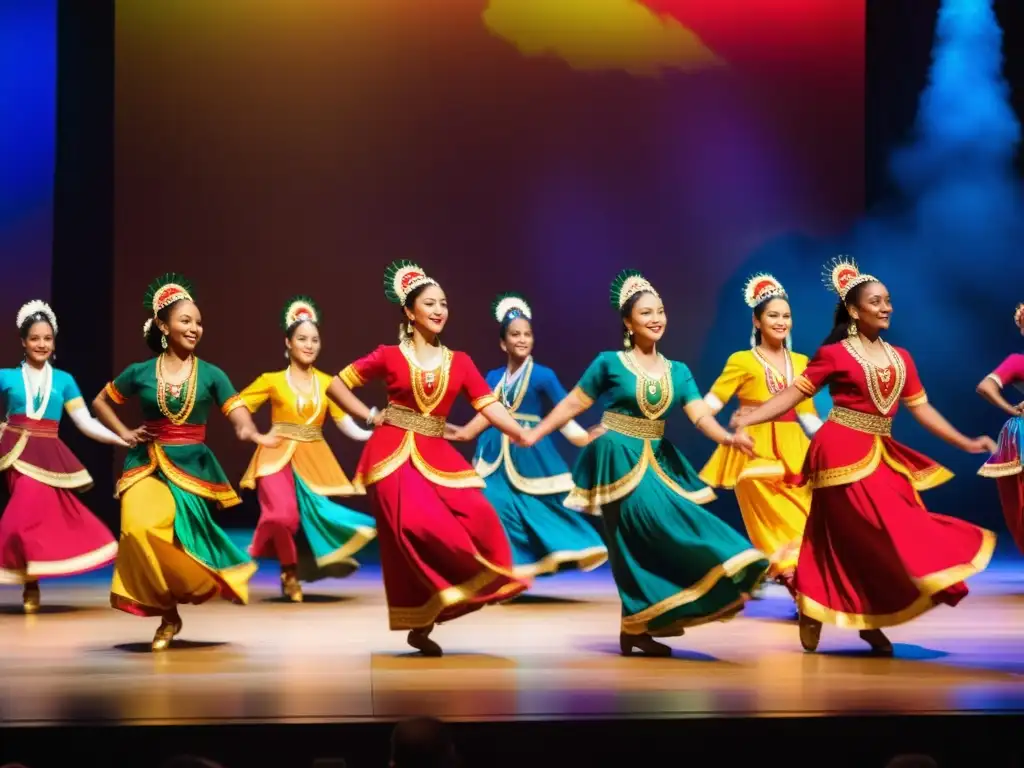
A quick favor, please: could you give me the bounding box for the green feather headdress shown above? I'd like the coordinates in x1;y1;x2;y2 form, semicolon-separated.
142;273;194;337
383;260;437;305
491;292;532;324
281;295;321;331
609;269;658;310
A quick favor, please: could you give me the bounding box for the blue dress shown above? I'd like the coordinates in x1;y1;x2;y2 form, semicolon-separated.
473;358;607;577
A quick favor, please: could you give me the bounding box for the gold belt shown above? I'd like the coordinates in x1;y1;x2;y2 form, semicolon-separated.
383;404;446;438
601;411;665;439
271;423;323;442
828;406;892;436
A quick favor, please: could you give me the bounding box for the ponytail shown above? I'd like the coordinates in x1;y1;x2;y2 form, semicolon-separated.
822;301;852;346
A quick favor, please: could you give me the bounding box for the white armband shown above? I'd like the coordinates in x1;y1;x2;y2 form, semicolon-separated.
797;412;824;437
703;393;724;414
69;407;128;446
337;414;373;442
560;420;588;441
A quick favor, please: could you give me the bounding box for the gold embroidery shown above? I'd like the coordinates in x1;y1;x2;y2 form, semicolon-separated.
828;406;892;436
471;393;498;411
497;357;533;412
902;391;928;407
156;356;199;425
601;411;666;439
618;351;673;420
841;339;905;415
399;340;453;415
382;404;446;437
339;364;364;389
271;422;324;442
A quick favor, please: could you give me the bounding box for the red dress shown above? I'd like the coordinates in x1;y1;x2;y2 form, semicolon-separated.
340;341;529;629
792;340;995;629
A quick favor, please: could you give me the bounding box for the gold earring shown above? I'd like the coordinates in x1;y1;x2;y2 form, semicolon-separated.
161;334;169;349
847;321;858;337
623;330;633;349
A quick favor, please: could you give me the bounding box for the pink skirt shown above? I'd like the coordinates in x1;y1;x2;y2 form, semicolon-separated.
0;470;118;583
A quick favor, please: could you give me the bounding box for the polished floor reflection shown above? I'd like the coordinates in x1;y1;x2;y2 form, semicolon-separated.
2;557;1024;725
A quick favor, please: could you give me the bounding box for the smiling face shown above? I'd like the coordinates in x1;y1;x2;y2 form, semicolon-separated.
500;317;534;363
848;281;891;335
158;300;203;354
287;321;321;366
624;291;666;346
21;320;54;365
754;297;792;346
405;284;449;337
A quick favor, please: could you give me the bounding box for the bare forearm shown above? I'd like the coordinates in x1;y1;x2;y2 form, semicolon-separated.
735;386;805;428
91;392;132;438
327;378;372;422
460;412;492;441
531;394;589;442
909;403;972;450
479;402;524;439
685;400;734;446
228;407;260;442
977;377;1017;417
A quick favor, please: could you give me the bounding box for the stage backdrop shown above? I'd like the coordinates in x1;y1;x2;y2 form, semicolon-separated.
114;0;866;529
0;1;55;342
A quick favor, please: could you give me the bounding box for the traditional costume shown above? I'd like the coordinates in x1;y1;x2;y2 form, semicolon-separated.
337;261;528;636
106;275;257;649
699;274;820;589
0;301;120;611
790;258;994;643
976;302;1024;552
240;296;376;601
566;271;769;648
473;293;606;578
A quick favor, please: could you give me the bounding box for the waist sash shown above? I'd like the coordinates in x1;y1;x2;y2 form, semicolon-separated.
4;415;59;437
382;404;446;438
827;406;892;436
601;411;665;439
144;420;207;445
271;422;324;442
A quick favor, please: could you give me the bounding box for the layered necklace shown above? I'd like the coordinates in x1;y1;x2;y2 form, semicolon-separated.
498;357;532;412
621;349;673;420
22;361;53;420
156;354;198;425
286;366;321;422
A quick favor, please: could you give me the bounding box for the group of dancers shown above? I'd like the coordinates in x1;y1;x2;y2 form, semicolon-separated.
0;257;1018;657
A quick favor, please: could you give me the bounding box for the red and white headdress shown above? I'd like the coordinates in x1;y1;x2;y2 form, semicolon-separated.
142;273;194;338
1014;303;1024;329
743;273;787;308
282;296;320;331
16;300;58;335
384;260;438;306
823;256;876;301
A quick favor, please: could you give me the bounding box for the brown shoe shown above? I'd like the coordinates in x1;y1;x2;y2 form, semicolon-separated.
798;613;822;652
619;632;673;657
407;625;442;656
859;629;893;656
22;581;40;614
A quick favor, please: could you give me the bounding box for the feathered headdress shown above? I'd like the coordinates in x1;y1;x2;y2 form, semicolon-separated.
142;273;194;337
609;269;659;310
492;292;532;324
1014;303;1024;329
282;295;320;331
823;256;876;301
16;300;58;335
383;260;437;305
743;273;787;308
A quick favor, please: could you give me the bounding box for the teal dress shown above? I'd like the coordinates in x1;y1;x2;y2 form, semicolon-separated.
473;358;607;577
570;351;769;637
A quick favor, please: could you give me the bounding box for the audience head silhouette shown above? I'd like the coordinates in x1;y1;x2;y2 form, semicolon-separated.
390;717;457;768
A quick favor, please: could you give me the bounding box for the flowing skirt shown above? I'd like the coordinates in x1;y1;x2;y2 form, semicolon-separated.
368;462;529;630
604;472;769;638
250;466;376;581
111;474;257;616
733;474;808;578
0;470;117;584
978;415;1024;553
796;461;995;629
485;468;607;578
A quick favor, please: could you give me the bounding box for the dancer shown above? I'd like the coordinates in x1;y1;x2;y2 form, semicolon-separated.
735;257;995;654
239;296;376;602
448;292;607;578
521;270;769;656
976;302;1024;553
326;261;530;656
92;274;278;650
699;274;821;596
0;301;124;612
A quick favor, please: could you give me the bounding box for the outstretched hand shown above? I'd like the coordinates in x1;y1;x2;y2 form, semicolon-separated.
964;435;997;454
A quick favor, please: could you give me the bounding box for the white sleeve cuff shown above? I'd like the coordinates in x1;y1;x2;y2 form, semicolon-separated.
560;420;588;441
336;414;373;442
797;412;824;436
69;407;127;446
703;393;724;414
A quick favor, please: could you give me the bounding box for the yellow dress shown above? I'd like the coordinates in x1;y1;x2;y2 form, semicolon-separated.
699;348;820;577
239;369;375;579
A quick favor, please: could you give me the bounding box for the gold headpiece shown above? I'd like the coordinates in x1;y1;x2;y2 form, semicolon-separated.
282;296;320;331
610;269;659;310
1014;303;1024;329
822;256;876;301
743;273;786;308
384;260;437;305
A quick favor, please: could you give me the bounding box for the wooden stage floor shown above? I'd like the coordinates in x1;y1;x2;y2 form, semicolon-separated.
3;556;1024;727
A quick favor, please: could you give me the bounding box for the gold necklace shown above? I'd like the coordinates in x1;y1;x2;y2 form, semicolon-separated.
620;350;673;420
156;355;198;425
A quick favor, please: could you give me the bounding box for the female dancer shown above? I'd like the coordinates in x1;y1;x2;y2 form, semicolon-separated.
0;301;124;612
699;274;821;596
735;258;995;654
92;274;278;650
448;292;607;578
326;261;530;656
975;302;1024;553
521;270;769;656
239;296;376;602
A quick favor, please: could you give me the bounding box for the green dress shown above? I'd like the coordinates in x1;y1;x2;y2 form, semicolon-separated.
107;358;255;613
568;350;769;636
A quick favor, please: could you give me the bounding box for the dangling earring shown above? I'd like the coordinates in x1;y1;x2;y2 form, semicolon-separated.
405;321;413;337
623;329;632;349
749;327;757;349
284;349;290;360
847;320;858;338
161;333;169;350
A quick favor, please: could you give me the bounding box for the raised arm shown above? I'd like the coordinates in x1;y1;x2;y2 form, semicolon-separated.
460;354;525;443
521;390;590;447
976;356;1024;417
900;352;993;454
